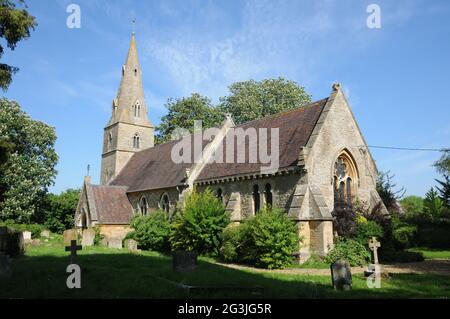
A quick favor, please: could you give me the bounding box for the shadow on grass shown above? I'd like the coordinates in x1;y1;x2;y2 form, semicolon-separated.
1;251;449;299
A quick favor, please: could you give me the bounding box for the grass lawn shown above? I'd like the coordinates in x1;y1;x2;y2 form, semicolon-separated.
408;248;450;260
1;238;450;298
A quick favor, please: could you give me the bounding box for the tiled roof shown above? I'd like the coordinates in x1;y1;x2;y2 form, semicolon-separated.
91;185;133;224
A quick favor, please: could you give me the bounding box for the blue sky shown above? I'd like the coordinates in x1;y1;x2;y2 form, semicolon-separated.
3;0;450;196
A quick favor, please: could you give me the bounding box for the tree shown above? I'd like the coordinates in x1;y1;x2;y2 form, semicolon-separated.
423;188;446;220
376;171;405;214
219;77;311;124
433;149;450;177
400;195;424;217
0;99;58;223
0;0;37;91
435;176;450;208
39;189;79;233
155;93;223;144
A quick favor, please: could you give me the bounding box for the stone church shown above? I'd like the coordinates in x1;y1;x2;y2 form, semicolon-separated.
75;34;386;262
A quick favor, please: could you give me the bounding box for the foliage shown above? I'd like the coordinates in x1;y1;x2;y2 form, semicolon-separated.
376;171;405;213
433;149;450;177
435;175;450;208
219;77;311;125
155;93;223;144
220;207;299;269
93;225;103;246
0;99;58;223
423;188;447;220
400;195;424;217
355;220;384;245
380;249;424;263
332;206;357;238
0;220;44;238
127;211;172;252
170;189;229;255
391;215;417;249
0;0;37;90
36;189;79;233
415;221;450;249
324;238;371;267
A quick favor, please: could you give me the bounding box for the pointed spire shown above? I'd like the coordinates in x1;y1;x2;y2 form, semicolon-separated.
110;33;152;127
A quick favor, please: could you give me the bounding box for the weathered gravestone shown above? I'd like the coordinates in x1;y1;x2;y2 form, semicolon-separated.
330;260;352;290
125;239;138;251
0;252;12;278
23;231;32;244
173;251;198;273
81;228;95;247
63;229;78;246
0;227;25;257
100;237;108;247
40;230;50;239
107;237;123;249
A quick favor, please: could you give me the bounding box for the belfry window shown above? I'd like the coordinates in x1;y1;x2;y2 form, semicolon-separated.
264;183;273;207
139;196;148;216
253;184;260;214
333;151;358;210
108;132;113;149
133;102;141;118
133;134;140;149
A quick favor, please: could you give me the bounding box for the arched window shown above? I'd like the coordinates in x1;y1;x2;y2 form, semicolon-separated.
133;101;141;118
264;183;273;207
139;196;148;216
333;151;358;210
134;68;138;77
133;134;140;149
108;132;113;149
160;194;170;212
216;188;223;203
253;184;260;214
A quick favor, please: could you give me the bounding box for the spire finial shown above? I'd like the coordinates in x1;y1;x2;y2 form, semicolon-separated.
131;18;136;36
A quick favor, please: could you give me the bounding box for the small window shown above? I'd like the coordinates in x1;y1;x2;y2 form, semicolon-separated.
108;132;113;149
139;196;148;216
134;68;138;76
253;184;260;214
160;194;170;212
216;188;223;203
133;134;140;149
264;183;273;207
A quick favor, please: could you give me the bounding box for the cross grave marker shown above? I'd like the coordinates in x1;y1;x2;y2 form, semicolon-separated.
65;240;82;264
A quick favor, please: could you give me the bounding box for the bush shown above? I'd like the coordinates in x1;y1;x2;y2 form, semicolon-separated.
126;211;171;252
355;220;384;245
170;189;229;255
415;221;450;248
0;220;45;238
324;238;371;267
380;249;424;263
220;207;299;269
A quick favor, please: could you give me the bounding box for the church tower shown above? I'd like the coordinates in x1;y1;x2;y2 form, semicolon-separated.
100;33;154;185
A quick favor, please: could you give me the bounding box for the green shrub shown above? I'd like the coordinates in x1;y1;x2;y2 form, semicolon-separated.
39;189;79;234
380;249;424;263
355;220;384;245
170;189;229;255
93;225;104;246
127;211;171;252
324;238;371;267
220;207;299;269
415;222;450;248
0;220;45;238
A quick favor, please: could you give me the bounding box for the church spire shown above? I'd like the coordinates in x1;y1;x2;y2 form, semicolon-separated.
110;32;152;127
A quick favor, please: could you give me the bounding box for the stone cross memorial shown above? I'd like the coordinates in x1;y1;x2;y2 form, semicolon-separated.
369;237;380;264
65;240;82;264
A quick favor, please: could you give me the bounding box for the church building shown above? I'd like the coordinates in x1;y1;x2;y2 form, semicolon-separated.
75;34;386;262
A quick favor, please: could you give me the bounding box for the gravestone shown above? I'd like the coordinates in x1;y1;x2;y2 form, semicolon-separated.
107;237;123;249
63;229;78;246
330;260;352;290
173;251;198;273
125;239;138;251
23;231;32;244
65;240;82;264
40;230;50;238
100;238;108;247
0;228;24;257
0;252;12;278
81;228;95;247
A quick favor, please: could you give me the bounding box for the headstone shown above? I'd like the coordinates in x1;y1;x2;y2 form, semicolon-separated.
40;230;50;238
0;228;24;257
65;240;82;264
125;239;138;251
100;238;108;247
173;251;198;273
0;252;12;278
63;229;78;246
81;228;95;247
330;260;352;290
23;231;32;244
107;238;123;249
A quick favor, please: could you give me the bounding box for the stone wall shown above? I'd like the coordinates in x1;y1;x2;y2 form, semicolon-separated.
127;187;181;215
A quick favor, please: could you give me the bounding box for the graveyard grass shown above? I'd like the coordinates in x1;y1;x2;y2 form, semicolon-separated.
1;236;450;299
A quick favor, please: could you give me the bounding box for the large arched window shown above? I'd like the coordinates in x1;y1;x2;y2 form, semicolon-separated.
160;194;170;212
133;134;140;149
139;196;148;215
333;151;358;210
253;184;260;214
264;183;273;207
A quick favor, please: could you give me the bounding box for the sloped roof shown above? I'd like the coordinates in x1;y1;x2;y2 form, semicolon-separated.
91;185;133;224
111;97;327;191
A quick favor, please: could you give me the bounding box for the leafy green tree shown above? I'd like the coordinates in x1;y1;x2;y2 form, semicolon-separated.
0;138;13;165
219;77;311;124
0;0;37;91
423;188;447;220
126;211;171;252
156;93;223;144
170;188;229;255
433;149;450;177
400;195;424;217
435;176;450;207
0;99;58;223
376;171;405;213
39;189;79;233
